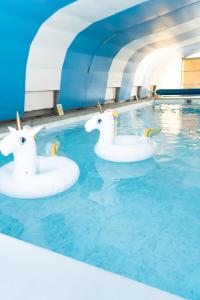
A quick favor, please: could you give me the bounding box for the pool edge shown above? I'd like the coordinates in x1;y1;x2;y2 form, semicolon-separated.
0;233;183;300
0;100;154;139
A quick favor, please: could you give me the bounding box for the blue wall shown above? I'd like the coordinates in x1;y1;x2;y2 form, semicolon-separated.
0;0;75;121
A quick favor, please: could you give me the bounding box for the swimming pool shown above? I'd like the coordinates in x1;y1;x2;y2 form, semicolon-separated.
0;103;200;299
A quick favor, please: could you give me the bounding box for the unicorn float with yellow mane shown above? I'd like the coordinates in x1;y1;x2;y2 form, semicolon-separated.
0;113;79;198
85;103;160;162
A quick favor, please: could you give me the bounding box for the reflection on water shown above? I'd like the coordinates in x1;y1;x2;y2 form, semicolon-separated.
95;158;156;181
88;158;157;206
154;104;200;134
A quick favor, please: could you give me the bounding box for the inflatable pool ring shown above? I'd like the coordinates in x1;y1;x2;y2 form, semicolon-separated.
85;103;160;162
0;113;79;199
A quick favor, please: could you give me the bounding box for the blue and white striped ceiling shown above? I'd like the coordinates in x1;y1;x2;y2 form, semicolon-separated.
1;0;200;121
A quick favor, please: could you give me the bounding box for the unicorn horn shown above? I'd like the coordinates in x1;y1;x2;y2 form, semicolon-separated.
97;101;104;114
16;111;23;130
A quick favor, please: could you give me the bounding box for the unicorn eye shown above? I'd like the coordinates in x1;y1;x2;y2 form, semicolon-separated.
20;137;26;145
97;118;102;124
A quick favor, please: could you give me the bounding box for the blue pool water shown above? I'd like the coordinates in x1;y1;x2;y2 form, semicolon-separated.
0;104;200;299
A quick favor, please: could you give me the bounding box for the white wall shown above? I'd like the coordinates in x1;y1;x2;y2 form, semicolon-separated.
24;91;54;112
105;87;117;101
156;59;182;89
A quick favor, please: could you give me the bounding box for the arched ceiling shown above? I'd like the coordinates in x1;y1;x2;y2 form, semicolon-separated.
108;18;200;88
58;0;200;108
1;0;200;121
134;41;200;98
119;27;200;100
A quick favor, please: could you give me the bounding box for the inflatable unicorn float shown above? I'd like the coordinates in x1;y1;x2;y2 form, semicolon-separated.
0;113;79;199
85;103;160;162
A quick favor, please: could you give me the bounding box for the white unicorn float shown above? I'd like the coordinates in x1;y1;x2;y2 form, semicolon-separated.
85;103;160;162
0;113;79;199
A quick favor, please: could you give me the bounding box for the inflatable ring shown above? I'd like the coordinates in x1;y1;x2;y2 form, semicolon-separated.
0;113;79;199
0;156;79;199
85;106;159;163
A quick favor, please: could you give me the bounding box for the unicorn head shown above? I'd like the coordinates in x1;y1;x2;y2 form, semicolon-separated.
85;103;119;144
0;112;43;179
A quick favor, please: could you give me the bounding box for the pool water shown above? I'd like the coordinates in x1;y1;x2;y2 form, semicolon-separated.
0;104;200;299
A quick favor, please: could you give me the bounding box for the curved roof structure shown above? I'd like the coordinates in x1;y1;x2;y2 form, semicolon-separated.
1;0;200;120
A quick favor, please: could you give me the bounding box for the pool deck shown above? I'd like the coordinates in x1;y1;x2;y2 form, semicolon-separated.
0;100;154;138
0;234;183;300
0;99;184;300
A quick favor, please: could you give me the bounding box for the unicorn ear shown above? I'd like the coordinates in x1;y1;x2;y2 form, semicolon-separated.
8;126;16;133
30;126;43;137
